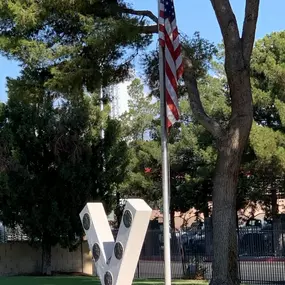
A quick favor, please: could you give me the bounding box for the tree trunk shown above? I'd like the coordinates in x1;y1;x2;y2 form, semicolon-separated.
42;241;52;275
181;1;258;282
170;209;180;259
203;201;209;218
170;209;175;230
210;148;241;285
271;188;278;217
115;191;123;228
205;217;213;257
273;217;283;257
207;57;253;283
271;188;282;256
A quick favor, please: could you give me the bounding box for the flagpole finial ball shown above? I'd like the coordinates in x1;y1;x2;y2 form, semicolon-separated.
83;213;90;230
114;242;124;260
123;210;132;228
104;271;113;285
92;243;101;262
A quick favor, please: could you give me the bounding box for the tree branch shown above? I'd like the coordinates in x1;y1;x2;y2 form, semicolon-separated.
183;55;223;139
210;0;243;73
123;8;158;24
122;8;158;34
210;0;255;121
242;0;260;65
138;24;158;34
210;0;240;47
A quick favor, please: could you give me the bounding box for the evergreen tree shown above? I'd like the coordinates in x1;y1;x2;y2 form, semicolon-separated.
0;0;150;92
0;68;128;275
121;76;220;223
121;78;158;141
249;31;285;216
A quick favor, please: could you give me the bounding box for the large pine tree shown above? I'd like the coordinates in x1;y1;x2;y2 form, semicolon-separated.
0;67;129;274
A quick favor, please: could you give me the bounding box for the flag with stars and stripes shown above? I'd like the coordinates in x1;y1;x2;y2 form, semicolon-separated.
159;0;183;129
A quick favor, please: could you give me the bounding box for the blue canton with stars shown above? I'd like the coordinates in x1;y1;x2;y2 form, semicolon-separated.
161;0;175;22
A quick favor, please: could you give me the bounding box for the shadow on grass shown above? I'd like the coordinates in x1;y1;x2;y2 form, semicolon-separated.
0;276;208;285
0;276;99;285
133;280;207;285
241;280;285;285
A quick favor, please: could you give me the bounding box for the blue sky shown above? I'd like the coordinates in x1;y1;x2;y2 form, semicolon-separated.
1;0;285;102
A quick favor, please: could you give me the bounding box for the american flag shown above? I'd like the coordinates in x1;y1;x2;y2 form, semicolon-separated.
159;0;183;129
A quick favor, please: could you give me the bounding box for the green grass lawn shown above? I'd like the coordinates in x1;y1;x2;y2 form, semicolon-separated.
0;276;208;285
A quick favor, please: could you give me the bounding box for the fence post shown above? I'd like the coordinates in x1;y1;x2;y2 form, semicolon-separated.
81;240;84;273
137;260;140;279
205;217;213;258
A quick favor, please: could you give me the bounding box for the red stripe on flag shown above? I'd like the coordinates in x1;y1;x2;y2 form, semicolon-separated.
159;0;183;129
165;60;178;93
165;89;179;120
166;117;172;129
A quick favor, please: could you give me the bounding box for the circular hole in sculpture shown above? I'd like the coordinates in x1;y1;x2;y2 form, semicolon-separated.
123;209;132;228
83;213;90;230
92;243;100;262
114;242;124;260
104;271;113;285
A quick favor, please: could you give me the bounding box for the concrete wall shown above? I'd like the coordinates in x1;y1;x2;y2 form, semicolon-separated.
0;241;93;276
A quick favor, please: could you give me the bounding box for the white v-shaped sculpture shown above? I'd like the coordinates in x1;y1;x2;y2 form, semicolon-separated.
79;199;152;285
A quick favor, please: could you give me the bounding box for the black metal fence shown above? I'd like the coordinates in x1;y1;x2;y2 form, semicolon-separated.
134;227;285;284
2;224;285;283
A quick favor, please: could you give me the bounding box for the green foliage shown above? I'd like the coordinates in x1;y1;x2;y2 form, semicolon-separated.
124;32;285;219
251;31;285;130
231;31;285;216
182;32;218;78
120;77;219;217
120;78;158;140
0;0;139;257
198;74;230;127
250;32;285;172
120;140;162;207
188;34;285;214
119;78;161;207
0;0;151;93
143;32;217;99
0;67;129;250
169;122;216;215
250;124;284;166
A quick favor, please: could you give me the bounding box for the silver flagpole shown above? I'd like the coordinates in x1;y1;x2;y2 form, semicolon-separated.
158;1;172;284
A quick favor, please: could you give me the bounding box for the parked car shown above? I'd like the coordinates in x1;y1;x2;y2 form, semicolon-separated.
181;222;206;257
238;218;274;256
